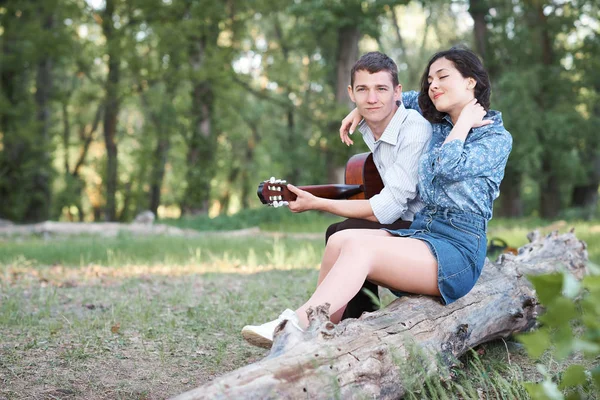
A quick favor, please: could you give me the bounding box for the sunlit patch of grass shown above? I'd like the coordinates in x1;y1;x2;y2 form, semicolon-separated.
0;236;324;289
160;206;342;233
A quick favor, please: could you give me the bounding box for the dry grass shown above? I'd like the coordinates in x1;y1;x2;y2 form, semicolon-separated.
0;244;319;399
2;221;598;399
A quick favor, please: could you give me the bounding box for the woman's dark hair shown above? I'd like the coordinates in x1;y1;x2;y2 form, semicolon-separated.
418;47;491;123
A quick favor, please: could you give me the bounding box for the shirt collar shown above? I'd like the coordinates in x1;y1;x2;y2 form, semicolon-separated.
358;104;408;146
443;114;453;125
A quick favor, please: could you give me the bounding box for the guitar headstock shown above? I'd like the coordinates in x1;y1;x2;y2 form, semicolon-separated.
257;177;294;207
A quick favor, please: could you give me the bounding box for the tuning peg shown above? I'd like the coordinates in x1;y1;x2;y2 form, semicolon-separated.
269;177;276;183
273;201;280;208
282;201;289;206
281;180;287;184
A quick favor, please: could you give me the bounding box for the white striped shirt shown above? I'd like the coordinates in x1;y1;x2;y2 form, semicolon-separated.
359;103;432;223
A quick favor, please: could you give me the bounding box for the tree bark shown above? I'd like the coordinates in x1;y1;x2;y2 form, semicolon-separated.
30;8;54;222
540;152;562;219
237;114;260;210
172;230;588;400
325;25;360;184
570;106;600;215
181;29;216;216
497;164;523;217
101;0;121;222
335;27;359;110
533;3;562;219
139;88;172;217
571;183;599;211
149;136;170;216
468;0;488;60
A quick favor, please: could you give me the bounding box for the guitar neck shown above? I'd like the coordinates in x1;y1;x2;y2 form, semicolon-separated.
290;184;363;201
258;152;383;206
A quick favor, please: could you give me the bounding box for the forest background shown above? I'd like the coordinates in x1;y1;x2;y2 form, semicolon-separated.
1;0;599;225
2;1;600;398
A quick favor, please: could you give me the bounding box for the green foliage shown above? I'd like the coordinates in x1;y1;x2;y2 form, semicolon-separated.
0;0;598;222
0;233;324;268
519;271;600;399
400;345;530;400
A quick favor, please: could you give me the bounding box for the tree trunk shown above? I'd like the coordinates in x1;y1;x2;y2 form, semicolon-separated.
534;3;562;220
273;16;300;187
335;26;359;110
468;0;487;60
172;230;588;400
540;154;561;219
238;117;260;210
30;3;55;222
149;136;170;216
571;184;599;208
142;89;172;217
326;25;360;184
101;0;121;221
181;30;216;215
571;125;600;215
18;4;55;223
30;45;53;222
286;110;302;185
497;165;523;217
182;79;213;215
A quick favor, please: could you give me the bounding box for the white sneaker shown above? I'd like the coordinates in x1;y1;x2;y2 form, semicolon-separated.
241;309;302;348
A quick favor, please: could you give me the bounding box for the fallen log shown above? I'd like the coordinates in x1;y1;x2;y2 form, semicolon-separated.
0;222;263;238
173;230;588;400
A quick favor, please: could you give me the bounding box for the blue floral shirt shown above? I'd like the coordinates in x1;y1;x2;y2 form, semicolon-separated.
402;91;512;221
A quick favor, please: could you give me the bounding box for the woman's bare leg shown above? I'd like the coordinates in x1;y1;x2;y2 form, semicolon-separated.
295;231;439;328
317;229;378;283
315;229;384;322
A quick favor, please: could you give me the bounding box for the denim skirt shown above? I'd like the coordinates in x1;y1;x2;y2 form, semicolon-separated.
383;205;488;305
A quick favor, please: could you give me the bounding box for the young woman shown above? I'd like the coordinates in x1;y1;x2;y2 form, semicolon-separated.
242;47;512;349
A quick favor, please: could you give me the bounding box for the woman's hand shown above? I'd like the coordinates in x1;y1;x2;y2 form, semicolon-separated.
443;99;493;145
458;98;493;129
339;108;362;146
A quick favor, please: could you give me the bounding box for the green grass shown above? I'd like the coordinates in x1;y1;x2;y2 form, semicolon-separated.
164;209;600;264
0;234;324;269
1;266;319;399
1;214;599;399
160;206;343;233
402;344;531;400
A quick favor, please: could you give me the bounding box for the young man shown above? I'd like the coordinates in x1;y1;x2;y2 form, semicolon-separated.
286;52;432;319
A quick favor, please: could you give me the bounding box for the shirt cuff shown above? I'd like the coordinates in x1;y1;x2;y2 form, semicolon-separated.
369;191;403;224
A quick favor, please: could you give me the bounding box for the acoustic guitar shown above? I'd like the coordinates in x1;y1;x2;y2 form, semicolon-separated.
257;152;384;207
